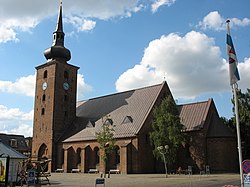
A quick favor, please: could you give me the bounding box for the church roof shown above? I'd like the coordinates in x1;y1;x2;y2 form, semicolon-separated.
63;82;168;142
178;99;212;131
63;82;234;143
179;99;235;137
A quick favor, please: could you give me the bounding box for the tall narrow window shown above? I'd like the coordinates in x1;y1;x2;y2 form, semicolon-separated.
64;70;69;80
64;95;68;102
43;70;48;78
41;108;45;115
42;94;46;101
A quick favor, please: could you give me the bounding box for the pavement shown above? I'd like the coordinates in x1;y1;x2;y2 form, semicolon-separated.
19;173;241;187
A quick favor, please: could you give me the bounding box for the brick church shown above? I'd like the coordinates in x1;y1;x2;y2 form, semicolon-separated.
32;3;238;174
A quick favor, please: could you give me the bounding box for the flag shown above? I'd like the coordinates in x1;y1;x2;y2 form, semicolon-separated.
226;20;240;86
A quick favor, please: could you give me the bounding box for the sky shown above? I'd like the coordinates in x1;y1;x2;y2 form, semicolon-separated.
0;0;249;137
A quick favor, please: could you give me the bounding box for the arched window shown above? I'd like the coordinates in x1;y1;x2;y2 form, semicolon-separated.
64;95;68;102
41;108;45;115
64;70;69;80
43;70;48;79
64;111;68;117
42;94;46;101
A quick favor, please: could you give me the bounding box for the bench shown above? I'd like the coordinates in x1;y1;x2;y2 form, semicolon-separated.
71;168;80;173
38;172;51;185
109;169;120;174
88;168;98;173
55;169;64;173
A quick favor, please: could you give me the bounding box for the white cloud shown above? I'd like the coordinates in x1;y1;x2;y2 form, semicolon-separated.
198;11;250;31
0;105;33;137
238;57;250;90
115;31;250;99
7;124;33;138
77;74;93;99
151;0;176;13
0;27;18;43
0;75;36;96
65;16;96;32
0;0;143;43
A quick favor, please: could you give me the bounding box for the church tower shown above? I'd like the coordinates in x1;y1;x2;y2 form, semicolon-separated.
32;2;79;171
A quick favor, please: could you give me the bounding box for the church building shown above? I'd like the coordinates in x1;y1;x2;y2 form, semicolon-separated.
31;3;238;174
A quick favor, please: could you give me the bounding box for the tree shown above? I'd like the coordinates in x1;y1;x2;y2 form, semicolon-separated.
231;89;250;159
96;115;115;176
220;116;234;131
149;96;185;165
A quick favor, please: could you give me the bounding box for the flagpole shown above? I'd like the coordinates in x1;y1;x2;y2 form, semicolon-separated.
233;83;244;187
226;19;244;187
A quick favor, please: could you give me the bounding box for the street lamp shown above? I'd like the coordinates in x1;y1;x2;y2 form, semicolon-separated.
157;145;169;178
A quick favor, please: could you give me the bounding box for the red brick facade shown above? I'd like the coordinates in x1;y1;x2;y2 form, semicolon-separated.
32;60;78;171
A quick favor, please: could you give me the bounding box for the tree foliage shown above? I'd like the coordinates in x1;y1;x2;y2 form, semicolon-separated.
232;89;250;158
149;96;185;163
96;116;115;166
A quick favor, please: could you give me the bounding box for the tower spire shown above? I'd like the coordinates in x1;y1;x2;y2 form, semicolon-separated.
56;0;63;32
44;0;71;62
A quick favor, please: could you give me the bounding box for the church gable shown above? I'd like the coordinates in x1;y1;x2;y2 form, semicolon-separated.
206;101;235;138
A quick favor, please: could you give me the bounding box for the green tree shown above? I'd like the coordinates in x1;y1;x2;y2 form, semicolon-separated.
220;116;234;131
149;96;185;164
231;89;250;159
96;115;115;175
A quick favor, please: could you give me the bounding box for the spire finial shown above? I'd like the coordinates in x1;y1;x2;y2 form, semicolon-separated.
55;0;63;33
43;0;71;62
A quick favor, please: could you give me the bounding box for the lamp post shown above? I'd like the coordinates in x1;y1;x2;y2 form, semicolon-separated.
157;145;169;178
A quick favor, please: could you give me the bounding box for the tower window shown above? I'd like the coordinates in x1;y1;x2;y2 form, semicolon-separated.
64;71;69;80
43;70;48;79
64;111;68;117
64;95;68;102
41;108;45;115
42;94;46;101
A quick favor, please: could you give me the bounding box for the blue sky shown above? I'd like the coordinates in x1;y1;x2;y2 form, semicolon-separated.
0;0;249;137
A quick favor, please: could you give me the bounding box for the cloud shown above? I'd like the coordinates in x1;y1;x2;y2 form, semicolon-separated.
0;27;18;43
0;75;36;96
65;16;96;32
0;105;33;137
115;31;250;99
0;73;92;98
238;57;250;90
0;0;143;43
77;74;93;99
151;0;176;13
198;11;250;31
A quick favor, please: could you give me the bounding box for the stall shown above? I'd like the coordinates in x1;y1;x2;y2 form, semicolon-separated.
0;142;27;186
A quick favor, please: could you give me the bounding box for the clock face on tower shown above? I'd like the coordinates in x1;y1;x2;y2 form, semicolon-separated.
42;82;48;90
63;82;69;90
